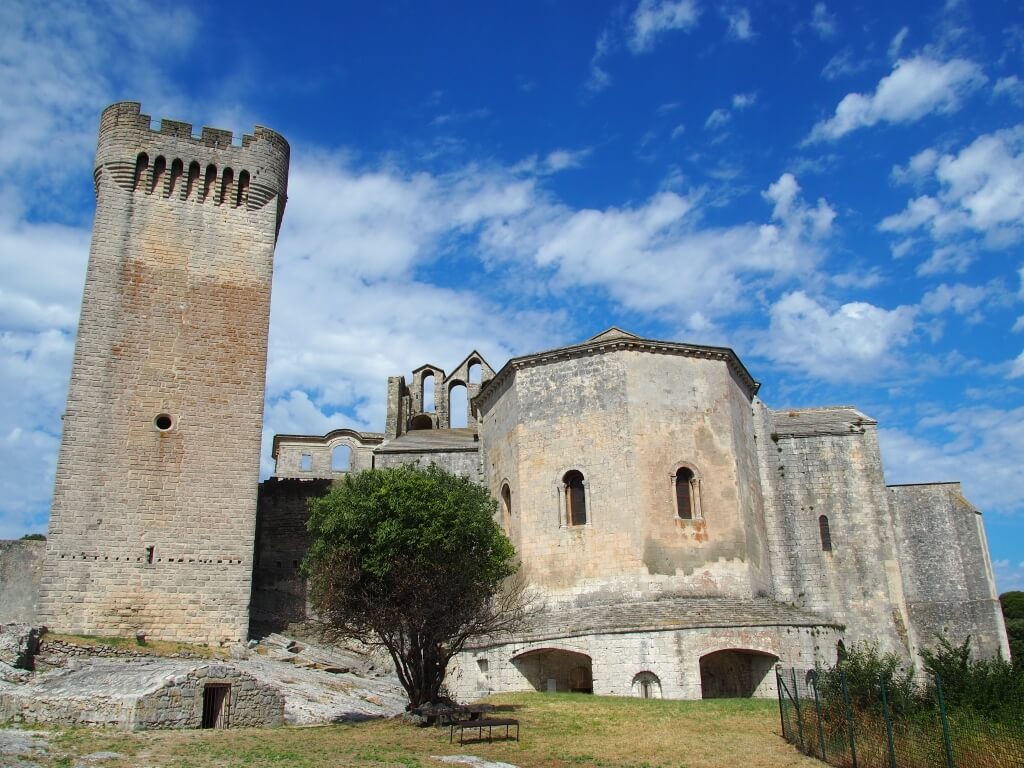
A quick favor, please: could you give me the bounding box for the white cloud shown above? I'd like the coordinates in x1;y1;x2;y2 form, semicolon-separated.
822;48;872;80
810;3;837;39
992;560;1024;593
879;405;1024;515
480;173;835;321
705;108;731;130
670;124;686;140
586;30;613;92
732;92;757;109
994;76;1024;104
807;57;987;143
888;26;909;60
882;126;1024;249
1009;351;1024;379
919;282;990;316
725;8;753;41
629;0;700;53
757;291;916;381
916;244;976;276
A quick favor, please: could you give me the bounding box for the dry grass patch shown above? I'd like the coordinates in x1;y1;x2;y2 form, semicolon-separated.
34;693;821;768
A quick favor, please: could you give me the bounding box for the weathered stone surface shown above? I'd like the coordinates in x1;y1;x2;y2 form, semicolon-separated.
0;659;284;729
39;102;289;644
0;626;41;670
0;541;43;625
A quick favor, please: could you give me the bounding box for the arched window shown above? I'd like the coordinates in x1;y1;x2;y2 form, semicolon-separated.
500;483;512;531
675;467;696;520
563;470;587;526
422;372;435;413
331;444;351;472
468;361;481;384
150;156;166;194
819;515;832;552
133;153;149;191
203;164;217;201
218;167;234;205
632;671;662;699
185;161;200;200
167;158;184;197
409;414;433;430
449;382;468;428
236;170;250;207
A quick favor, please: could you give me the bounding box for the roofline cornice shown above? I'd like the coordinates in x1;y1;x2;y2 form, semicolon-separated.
473;336;760;411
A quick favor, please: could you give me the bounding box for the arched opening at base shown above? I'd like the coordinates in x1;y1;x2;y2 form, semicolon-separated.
632;671;662;699
699;649;779;698
512;648;593;694
408;414;434;430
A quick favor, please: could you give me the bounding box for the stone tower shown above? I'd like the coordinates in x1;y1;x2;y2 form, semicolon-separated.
38;102;289;643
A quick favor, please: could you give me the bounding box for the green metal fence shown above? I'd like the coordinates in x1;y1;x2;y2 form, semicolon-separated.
777;666;1024;768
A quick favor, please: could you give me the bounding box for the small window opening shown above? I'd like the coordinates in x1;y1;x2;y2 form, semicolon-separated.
633;671;662;699
409;414;433;430
145;546;154;564
218;167;234;205
819;515;832;552
477;658;489;674
449;382;468;428
150;156;166;194
675;467;695;520
167;158;184;197
236;170;250;207
133;153;149;191
299;454;312;472
422;372;435;413
468;361;482;384
500;483;512;531
564;470;587;526
185;161;200;200
203;164;217;201
154;413;173;431
331;444;351;471
201;684;230;729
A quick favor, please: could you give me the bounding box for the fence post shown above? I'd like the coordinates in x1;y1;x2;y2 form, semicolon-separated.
935;675;956;768
841;670;857;768
792;667;805;751
811;670;827;761
776;664;786;740
879;674;897;768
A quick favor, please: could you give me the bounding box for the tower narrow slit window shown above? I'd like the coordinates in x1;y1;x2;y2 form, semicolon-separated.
203;164;217;201
563;470;587;526
218;167;234;206
167;159;184;197
236;170;250;207
819;515;832;552
185;161;200;200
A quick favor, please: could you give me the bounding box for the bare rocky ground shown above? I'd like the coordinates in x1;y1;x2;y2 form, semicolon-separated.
0;625;409;729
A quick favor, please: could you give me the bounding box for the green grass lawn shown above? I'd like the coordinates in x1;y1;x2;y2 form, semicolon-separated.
29;693;822;768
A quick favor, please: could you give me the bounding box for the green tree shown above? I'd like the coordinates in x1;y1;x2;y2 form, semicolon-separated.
1001;591;1024;664
304;464;527;708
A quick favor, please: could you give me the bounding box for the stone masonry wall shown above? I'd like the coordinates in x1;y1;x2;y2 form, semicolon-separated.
889;483;1010;660
478;348;766;607
755;403;911;659
250;478;332;634
39;102;289;643
0;540;43;624
374;450;485;483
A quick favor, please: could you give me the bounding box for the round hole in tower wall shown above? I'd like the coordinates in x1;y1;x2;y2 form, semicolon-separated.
154;414;174;431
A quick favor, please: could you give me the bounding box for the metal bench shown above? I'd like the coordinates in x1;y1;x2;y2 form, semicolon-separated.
450;716;520;744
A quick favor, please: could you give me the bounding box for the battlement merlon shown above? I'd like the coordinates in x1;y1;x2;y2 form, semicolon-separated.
95;101;290;196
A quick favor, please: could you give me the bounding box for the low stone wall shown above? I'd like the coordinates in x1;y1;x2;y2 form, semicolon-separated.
0;540;44;624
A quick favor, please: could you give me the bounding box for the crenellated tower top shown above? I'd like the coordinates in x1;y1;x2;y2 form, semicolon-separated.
94;102;290;236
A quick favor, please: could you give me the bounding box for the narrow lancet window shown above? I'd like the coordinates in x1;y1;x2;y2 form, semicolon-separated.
203;164;217;201
564;470;587;526
133;153;149;191
150;156;166;194
167;159;183;197
236;170;250;207
819;515;832;552
675;467;695;520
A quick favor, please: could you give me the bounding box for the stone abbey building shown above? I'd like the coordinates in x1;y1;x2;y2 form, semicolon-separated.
23;103;1010;701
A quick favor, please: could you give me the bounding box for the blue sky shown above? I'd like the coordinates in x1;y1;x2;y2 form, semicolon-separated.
2;0;1023;591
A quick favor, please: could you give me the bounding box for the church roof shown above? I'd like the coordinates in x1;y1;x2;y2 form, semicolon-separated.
475;328;760;410
465;596;841;649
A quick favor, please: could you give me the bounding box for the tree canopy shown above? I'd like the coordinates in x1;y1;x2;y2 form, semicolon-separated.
304;464;525;707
